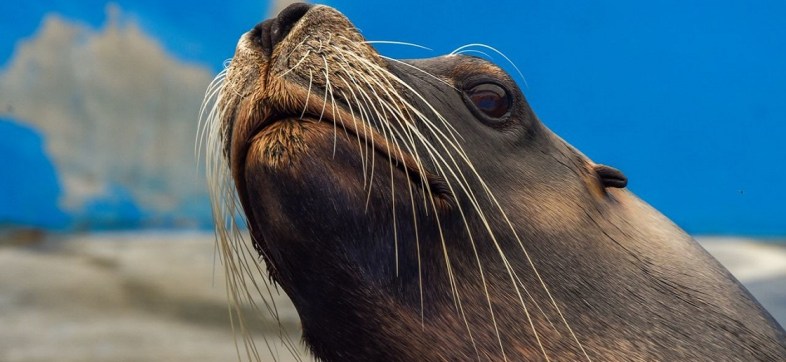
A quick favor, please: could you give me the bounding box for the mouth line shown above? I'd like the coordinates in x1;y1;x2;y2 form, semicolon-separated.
251;99;455;207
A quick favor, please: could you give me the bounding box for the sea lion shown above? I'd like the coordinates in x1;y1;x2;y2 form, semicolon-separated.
200;3;786;361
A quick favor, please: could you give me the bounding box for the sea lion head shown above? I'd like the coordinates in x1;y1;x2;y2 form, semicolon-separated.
204;3;618;360
201;3;786;361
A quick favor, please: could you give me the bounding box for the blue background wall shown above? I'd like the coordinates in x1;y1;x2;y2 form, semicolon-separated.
0;118;69;228
1;0;784;235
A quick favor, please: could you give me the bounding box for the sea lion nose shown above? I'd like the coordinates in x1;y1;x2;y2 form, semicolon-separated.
251;2;313;56
271;3;312;45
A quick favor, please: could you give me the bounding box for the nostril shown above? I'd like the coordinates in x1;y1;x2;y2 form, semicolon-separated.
251;19;275;55
249;3;312;56
270;3;313;48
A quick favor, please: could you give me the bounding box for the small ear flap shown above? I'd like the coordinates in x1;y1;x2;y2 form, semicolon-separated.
594;164;627;189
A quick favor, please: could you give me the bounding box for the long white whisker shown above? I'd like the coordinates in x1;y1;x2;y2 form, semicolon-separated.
378;55;458;91
450;43;528;88
453;49;493;60
363;40;433;51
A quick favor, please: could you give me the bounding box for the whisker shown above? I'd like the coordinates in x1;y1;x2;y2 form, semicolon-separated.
453;49;494;60
362;39;433;51
378;55;458;91
201;65;305;362
300;69;314;120
450;43;528;88
281;50;312;77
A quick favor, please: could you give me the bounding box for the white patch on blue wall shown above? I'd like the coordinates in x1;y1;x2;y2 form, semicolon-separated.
0;6;214;228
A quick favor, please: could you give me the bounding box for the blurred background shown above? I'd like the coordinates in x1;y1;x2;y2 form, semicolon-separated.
0;0;784;361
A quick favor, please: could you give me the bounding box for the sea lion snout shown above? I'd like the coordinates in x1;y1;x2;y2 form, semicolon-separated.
250;2;313;56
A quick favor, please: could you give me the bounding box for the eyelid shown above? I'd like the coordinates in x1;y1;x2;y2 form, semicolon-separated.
463;82;512;122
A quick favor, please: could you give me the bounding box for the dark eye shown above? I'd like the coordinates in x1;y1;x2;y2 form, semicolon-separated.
466;83;511;119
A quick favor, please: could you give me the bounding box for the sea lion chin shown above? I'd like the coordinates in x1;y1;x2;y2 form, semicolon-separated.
201;3;786;361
